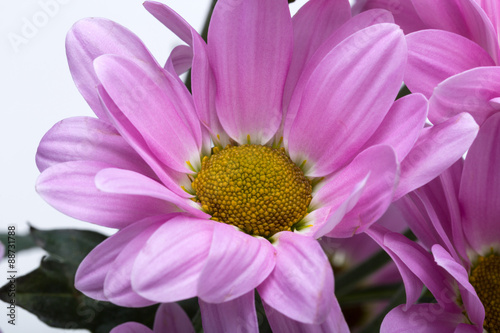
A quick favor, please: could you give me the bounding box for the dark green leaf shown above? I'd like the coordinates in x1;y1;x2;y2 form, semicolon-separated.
0;233;37;255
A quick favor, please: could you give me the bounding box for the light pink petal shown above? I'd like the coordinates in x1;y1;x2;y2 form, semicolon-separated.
35;117;154;178
258;232;333;324
98;86;190;198
143;1;193;45
198;223;276;303
264;296;349;333
94;54;201;173
165;45;193;76
411;0;500;62
199;291;258;333
207;0;292;144
36;161;173;228
288;23;406;177
284;9;395;139
153;303;195;333
429;66;500;125
460;112;500;253
132;216;214;302
103;221;165;307
75;215;167;300
380;304;467;333
283;0;351;113
432;245;485;328
66;18;159;120
477;0;500;37
95;168;208;219
110;322;152;333
405;30;495;99
395;112;478;200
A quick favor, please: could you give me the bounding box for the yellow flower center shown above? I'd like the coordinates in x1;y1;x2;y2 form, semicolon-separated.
469;253;500;332
192;145;312;237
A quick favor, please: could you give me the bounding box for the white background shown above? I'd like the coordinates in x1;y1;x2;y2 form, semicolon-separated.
0;0;311;332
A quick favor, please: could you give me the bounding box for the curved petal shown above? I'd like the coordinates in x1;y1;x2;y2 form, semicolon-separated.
94;54;201;173
110;322;152;333
36;161;173;228
361;94;428;162
380;304;466;333
396;112;478;200
95;168;208;219
476;0;500;39
264;296;349;333
288;23;406;177
258;232;333;324
429;66;500;125
198;223;276;303
143;1;194;45
132;216;214;302
207;0;293;144
411;0;500;62
75;215;168;300
405;30;495;99
165;44;193;76
199;291;258;333
66;18;159;120
35;116;154;178
153;303;195;333
460;112;500;253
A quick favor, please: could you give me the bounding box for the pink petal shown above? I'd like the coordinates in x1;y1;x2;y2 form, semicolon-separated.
207;0;293;144
396;112;478;199
460;112;500;253
287;23;406;177
132;216;214;302
94;54;202;173
405;30;495;99
75;215;167;300
153;303;195;333
95;168;208;219
197;223;276;303
429;66;500;125
258;232;333;324
165;45;193;76
477;0;500;39
380;304;467;333
143;1;193;45
110;322;152;333
361;94;428;162
264;296;349;333
411;0;500;62
66;18;159;120
35;116;154;178
199;291;258;333
36;161;173;228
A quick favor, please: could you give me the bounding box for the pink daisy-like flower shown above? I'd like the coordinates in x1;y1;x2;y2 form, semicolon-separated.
35;0;478;331
368;113;500;332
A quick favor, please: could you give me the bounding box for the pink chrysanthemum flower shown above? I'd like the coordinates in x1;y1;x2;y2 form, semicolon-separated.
353;0;500;127
35;0;478;331
368;113;500;332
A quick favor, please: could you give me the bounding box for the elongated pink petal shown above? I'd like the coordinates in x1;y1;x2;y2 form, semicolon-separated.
207;0;292;144
143;1;193;45
165;45;193;76
288;23;406;177
477;0;500;39
95;168;207;219
361;94;428;162
198;223;276;303
264;296;349;333
411;0;500;62
75;215;167;300
429;66;500;125
405;30;495;99
380;304;468;333
396;112;478;199
94;54;201;173
66;18;159;120
154;303;195;333
132;216;214;302
110;322;152;333
258;232;333;324
432;245;485;328
460;112;500;253
36;161;173;228
103;221;165;307
35;117;154;178
283;0;351;112
199;291;258;333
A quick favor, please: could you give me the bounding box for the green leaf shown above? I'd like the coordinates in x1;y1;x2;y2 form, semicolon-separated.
0;233;37;255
